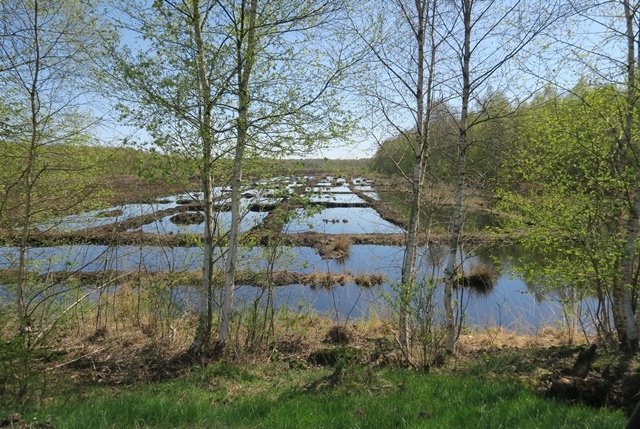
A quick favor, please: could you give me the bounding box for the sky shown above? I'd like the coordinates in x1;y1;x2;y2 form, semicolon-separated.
93;0;627;161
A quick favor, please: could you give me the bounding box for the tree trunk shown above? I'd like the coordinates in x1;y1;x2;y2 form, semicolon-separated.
399;0;427;352
220;0;259;346
443;0;471;355
189;0;216;355
16;0;41;335
398;0;437;353
618;0;640;352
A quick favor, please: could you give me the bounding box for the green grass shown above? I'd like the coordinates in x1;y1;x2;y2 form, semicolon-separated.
19;363;626;428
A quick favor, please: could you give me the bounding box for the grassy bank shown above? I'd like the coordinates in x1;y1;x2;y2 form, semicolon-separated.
20;363;626;428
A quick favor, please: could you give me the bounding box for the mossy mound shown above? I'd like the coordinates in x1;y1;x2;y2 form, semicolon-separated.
170;212;204;225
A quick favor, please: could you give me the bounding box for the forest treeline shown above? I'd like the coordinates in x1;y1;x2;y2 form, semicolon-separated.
370;81;640;349
369;90;521;189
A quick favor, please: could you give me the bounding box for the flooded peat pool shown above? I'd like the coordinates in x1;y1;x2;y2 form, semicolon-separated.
133;211;269;234
284;207;404;234
0;243;573;331
37;202;179;231
2;176;582;332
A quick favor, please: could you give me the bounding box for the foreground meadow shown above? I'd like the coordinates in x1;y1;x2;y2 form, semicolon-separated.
0;319;633;428
28;364;626;429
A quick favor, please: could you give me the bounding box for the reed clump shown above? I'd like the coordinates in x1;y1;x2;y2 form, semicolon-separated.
453;264;497;295
308;271;339;290
333;235;352;254
316;236;352;261
354;272;386;288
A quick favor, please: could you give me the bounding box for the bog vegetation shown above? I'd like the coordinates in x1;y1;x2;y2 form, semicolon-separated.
2;0;640;427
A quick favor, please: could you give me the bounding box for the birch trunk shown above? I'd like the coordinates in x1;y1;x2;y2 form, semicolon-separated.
220;0;259;346
16;0;41;335
618;0;640;352
189;0;216;354
443;0;471;355
398;0;437;353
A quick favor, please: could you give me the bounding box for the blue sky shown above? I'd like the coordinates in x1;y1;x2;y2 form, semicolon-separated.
94;0;627;161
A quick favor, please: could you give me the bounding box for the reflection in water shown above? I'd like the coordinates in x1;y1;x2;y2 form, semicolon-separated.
284;207;405;234
132;211;269;235
0;243;569;331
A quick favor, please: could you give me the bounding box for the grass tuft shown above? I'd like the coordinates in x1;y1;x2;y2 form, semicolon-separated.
454;264;497;295
354;272;386;288
332;235;351;254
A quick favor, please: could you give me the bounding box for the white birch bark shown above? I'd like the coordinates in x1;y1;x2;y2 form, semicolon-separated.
220;0;259;345
444;0;471;354
617;0;640;352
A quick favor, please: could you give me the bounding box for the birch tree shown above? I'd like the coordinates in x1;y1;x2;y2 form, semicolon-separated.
217;0;358;348
0;0;106;335
488;0;640;352
220;0;258;346
496;84;627;348
353;0;445;354
613;0;640;352
109;0;357;354
531;0;640;351
108;0;237;355
441;0;562;353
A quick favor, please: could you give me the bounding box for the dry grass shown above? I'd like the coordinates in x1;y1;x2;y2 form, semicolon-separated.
3;282;596;406
307;271;338;290
315;236;352;261
332;235;352;255
170;211;205;225
353;272;386;288
324;325;354;345
456;326;588;353
454;264;497;295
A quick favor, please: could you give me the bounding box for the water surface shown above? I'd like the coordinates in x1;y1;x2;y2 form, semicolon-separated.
284;207;404;234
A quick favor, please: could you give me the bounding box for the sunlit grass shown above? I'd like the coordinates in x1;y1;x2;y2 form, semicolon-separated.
27;364;626;429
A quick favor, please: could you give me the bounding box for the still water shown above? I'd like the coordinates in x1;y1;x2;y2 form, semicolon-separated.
1;178;580;332
0;243;571;332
